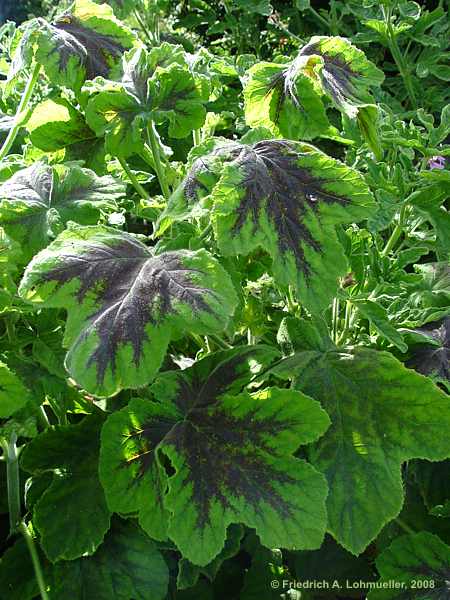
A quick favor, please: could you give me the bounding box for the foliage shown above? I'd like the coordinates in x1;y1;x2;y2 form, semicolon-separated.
0;0;449;599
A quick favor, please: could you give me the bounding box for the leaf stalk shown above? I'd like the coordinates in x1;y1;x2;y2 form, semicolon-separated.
146;122;170;200
0;63;41;161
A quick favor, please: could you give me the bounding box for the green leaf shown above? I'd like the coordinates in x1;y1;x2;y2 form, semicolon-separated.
0;360;31;418
10;0;136;92
274;347;450;555
292;535;376;597
19;225;238;397
233;0;273;15
84;45;208;156
298;36;384;118
0;538;50;600
404;317;449;390
369;532;450;599
240;536;286;599
100;347;329;566
84;80;144;158
51;518;169;600
20;414;111;561
162;139;374;312
26;98;95;152
412;459;450;516
177;524;244;590
0;162;124;262
99;347;278;542
351;298;407;352
150;64;208;138
244;62;329;140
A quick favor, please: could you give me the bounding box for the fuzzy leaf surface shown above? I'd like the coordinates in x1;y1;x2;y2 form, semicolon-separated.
0;162;124;261
162;139;374;312
20;414;111;561
10;0;136;91
100;347;329;566
50;519;169;600
369;532;450;599
19;225;237;396
298;36;384;118
274;347;450;555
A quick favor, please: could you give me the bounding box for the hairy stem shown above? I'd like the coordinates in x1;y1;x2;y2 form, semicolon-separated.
147;122;170;199
133;9;152;43
331;297;340;344
118;156;150;200
19;521;49;600
383;7;417;109
0;63;41;161
308;6;330;29
192;128;202;147
381;204;407;256
395;517;415;535
0;434;21;535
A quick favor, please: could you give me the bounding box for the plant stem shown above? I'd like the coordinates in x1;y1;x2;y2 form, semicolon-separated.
192;128;202;147
307;6;330;29
0;435;21;535
383;7;417;109
0;63;41;161
199;223;213;240
133;9;153;44
331;297;340;344
146;122;170;199
210;334;232;349
337;300;353;345
117;156;150;200
19;521;49;600
5;316;15;343
381;204;407;256
395;517;415;535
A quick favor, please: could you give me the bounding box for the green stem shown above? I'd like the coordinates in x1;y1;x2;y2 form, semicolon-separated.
0;435;21;535
210;334;232;349
381;204;407;257
133;9;153;43
117;156;149;200
307;6;330;29
19;521;49;600
395;517;415;535
331;297;340;344
192;128;202;147
0;63;41;161
383;7;417;109
286;285;297;314
337;300;353;346
146;122;170;199
5;316;15;343
199;223;213;241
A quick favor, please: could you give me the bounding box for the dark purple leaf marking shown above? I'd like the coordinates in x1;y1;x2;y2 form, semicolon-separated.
53;15;127;79
227;139;349;275
406;317;450;385
298;40;361;106
39;237;213;383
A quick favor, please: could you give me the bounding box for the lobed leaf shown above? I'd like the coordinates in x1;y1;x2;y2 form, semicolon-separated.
160;138;375;312
274;342;450;555
50;518;169;600
100;347;330;566
369;532;450;599
20;414;111;561
19;225;238;396
9;0;136;92
0;162;125;262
